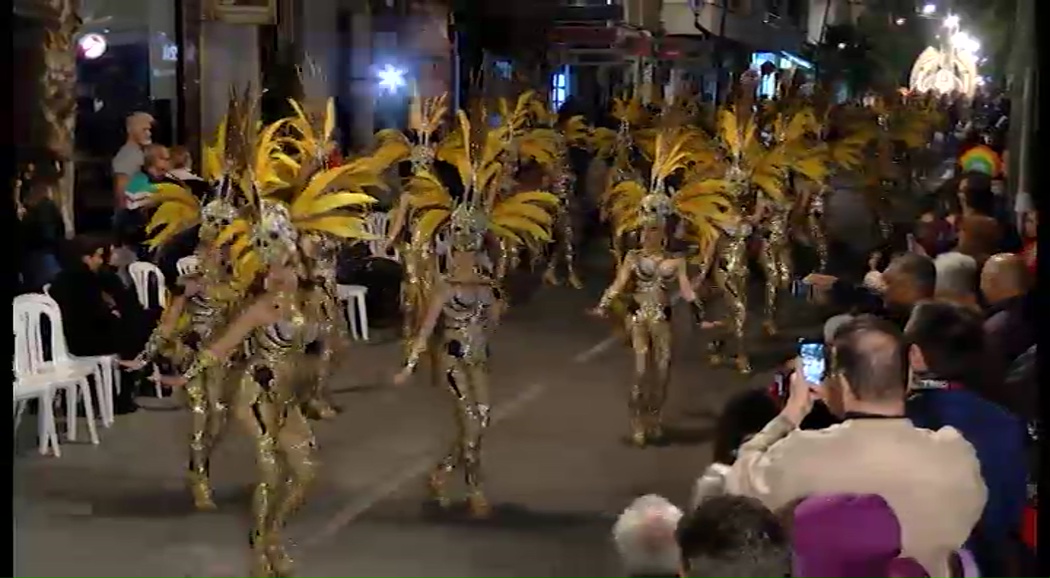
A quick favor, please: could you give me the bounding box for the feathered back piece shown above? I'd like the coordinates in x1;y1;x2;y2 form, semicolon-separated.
603;127;732;252
403;103;562;256
374;91;450;173
146;87;257;250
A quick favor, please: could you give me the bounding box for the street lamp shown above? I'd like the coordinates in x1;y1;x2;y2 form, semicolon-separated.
943;14;960;31
376;64;407;95
921;3;936;16
895;17;906;25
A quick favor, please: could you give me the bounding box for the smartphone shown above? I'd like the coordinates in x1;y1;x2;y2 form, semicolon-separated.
798;339;826;385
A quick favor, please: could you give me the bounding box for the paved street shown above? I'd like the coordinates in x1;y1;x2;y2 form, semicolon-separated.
14;251;824;577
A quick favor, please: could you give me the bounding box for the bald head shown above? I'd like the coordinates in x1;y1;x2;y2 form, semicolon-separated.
980;253;1030;304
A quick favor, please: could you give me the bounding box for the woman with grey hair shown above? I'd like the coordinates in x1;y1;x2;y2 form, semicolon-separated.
612;495;684;578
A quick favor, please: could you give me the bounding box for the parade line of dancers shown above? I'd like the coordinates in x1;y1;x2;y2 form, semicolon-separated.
128;70;943;576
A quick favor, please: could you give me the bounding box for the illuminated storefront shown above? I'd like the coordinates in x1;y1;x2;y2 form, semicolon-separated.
750;51;813;97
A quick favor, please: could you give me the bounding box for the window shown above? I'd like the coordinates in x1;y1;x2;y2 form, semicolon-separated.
551;66;570;111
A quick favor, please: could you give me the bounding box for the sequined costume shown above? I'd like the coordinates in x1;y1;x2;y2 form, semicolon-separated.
395;106;562;516
757;201;793;335
299;234;347;419
139;107;257;510
534;108;590;288
374;93;448;361
597;127;731;446
172;87;391;577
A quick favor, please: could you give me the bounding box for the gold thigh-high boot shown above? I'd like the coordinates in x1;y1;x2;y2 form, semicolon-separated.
460;359;491;518
808;211;829;272
305;344;337;419
269;405;318;577
428;353;464;508
561;212;582;288
187;369;217;511
722;265;751;374
627;317;652;447
759;239;780;336
646;318;673;442
234;380;282;578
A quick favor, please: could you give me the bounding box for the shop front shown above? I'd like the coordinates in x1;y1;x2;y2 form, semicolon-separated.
750;50;814;97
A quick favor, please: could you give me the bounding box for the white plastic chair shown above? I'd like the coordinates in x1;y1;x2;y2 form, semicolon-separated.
176;255;200;277
335;284;370;341
128;261;168;310
364;212;400;262
28;294;121;427
42;283;51;296
13;295;102;452
13;314;61;456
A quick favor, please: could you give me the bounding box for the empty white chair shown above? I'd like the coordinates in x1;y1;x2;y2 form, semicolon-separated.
364;212;400;262
128;261;168;310
13;312;61;456
335;284;369;341
176;255;200;277
13;295;101;452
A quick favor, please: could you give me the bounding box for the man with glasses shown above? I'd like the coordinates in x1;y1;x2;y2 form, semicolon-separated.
724;315;986;577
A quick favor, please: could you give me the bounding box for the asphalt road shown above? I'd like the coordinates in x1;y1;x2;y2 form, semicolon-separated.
13;251;826;577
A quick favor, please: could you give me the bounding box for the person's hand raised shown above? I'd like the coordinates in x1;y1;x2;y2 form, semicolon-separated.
781;364;819;427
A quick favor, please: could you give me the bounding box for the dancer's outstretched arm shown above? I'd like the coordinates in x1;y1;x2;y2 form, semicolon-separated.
591;253;634;316
394;282;449;383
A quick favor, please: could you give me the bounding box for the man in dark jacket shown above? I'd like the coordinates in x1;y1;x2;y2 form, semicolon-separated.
49;235;154;413
979;253;1036;413
805;252;936;330
904;300;1029;577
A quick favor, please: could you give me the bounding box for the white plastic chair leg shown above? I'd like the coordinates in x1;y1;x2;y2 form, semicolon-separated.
62;385;78;442
354;295;370;341
344;299;361;341
39;391;60;457
151;365;163;398
79;378;100;445
14;401;27;436
97;366;114;427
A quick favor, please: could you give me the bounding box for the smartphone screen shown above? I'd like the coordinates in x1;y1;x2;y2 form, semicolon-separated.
798;340;826;385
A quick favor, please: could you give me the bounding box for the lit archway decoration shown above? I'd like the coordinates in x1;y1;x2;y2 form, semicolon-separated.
909;46;978;97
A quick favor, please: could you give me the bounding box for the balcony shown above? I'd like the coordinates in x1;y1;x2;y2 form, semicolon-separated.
664;0;807;52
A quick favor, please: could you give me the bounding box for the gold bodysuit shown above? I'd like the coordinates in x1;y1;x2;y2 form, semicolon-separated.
702;222;752;374
427;280;496;516
231;295;317;578
624;250;678;444
758;206;793;335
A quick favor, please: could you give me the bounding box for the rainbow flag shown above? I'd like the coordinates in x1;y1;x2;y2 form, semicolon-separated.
958;145;1002;177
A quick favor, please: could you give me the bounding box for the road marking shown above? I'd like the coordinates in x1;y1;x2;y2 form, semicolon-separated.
572;334;621;363
301;381;548;547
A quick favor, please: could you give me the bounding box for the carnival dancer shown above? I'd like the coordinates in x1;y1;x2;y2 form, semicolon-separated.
689;71;826;372
391;108;562;517
593;127;731;446
798;92;873;272
164;109;387;577
132;97;265;510
531;101;591;288
376;91;449;362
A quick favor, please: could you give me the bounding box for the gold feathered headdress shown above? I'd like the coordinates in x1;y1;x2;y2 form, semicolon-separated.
603;128;732;252
404;106;561;255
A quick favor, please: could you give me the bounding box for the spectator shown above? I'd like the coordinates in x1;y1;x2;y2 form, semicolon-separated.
168;146;206;184
791;494;929;578
725;315;986;576
612;495;683;578
805;253;936;328
904;301;1028;576
49;235;154;414
978;253;1036;411
112;111;154;211
689;463;732;511
677;495;789;577
19;177;66;291
118;144;174;259
914;195;955;257
934;252;980;311
954;172;1006;262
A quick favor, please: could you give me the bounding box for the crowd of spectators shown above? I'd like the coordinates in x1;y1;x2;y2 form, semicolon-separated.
611;107;1037;578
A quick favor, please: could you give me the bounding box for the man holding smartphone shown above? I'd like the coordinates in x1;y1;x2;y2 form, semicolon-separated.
724;315;986;577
